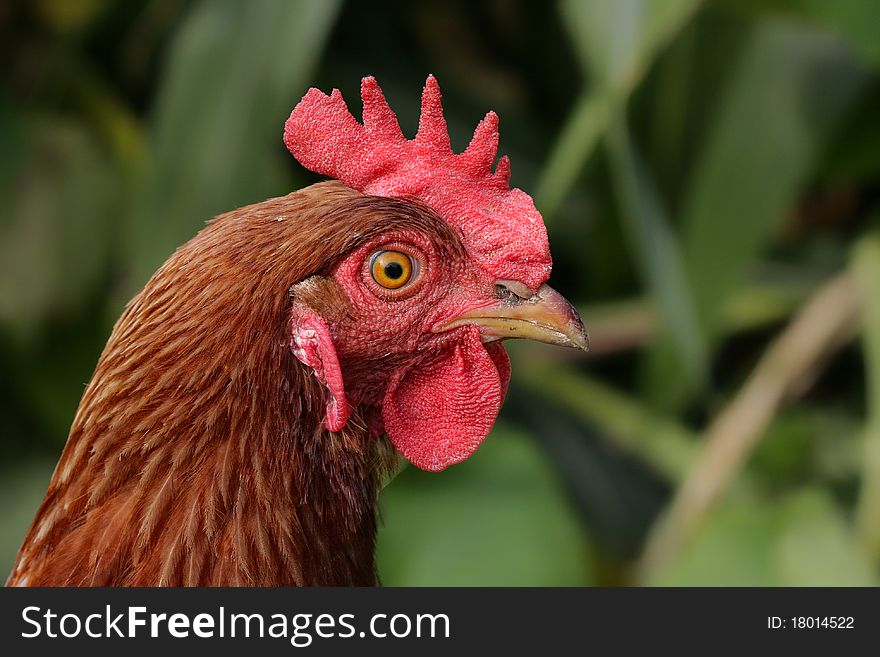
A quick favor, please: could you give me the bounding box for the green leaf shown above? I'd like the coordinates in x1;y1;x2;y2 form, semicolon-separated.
649;488;877;585
129;0;341;286
607;122;707;397
513;360;697;483
536;0;702;218
376;424;591;586
775;489;877;586
649;497;778;585
535;91;619;220
0;460;55;578
683;19;865;340
0;116;120;340
562;0;704;88
788;0;880;68
647;18;868;407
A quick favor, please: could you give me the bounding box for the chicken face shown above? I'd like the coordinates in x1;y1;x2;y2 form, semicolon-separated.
285;77;587;471
288;193;585;472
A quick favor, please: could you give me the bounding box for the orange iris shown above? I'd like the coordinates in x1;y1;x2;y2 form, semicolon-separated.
370;251;413;289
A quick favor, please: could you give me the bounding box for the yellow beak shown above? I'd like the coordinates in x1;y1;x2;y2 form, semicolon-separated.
434;283;589;350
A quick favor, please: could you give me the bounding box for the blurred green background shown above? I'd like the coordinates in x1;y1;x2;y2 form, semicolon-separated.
2;0;880;586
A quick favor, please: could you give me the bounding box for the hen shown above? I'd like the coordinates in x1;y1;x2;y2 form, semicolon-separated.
7;76;587;586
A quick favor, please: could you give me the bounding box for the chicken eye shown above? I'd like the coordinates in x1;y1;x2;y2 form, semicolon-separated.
370;251;413;289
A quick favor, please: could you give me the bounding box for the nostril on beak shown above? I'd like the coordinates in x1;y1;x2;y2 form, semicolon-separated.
494;279;538;302
494;284;518;303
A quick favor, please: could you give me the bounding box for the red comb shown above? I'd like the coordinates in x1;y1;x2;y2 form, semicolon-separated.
284;76;551;290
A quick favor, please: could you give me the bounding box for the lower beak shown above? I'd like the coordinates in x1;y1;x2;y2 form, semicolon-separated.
435;283;589;351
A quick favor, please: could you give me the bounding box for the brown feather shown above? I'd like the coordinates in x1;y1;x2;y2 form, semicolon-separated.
5;182;442;586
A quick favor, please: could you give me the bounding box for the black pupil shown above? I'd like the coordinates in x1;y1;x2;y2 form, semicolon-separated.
384;261;404;280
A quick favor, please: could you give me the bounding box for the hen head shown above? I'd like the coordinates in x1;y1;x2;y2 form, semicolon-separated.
284;76;587;472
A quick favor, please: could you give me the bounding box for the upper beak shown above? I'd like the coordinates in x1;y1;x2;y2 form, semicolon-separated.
434;282;589;351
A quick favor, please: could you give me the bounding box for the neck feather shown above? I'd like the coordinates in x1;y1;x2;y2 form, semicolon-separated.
8;184;398;586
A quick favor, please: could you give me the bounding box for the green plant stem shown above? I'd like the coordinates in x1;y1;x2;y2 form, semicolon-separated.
514;364;697;482
637;272;862;581
606;119;706;389
536;0;703;219
514;280;817;361
534;90;620;218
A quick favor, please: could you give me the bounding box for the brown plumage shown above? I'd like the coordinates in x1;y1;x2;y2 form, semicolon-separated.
8;184;423;585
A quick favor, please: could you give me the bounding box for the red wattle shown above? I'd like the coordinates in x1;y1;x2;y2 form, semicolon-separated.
484;341;511;398
381;329;507;471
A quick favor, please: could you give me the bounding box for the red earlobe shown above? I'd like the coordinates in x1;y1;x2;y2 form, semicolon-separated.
289;304;350;432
